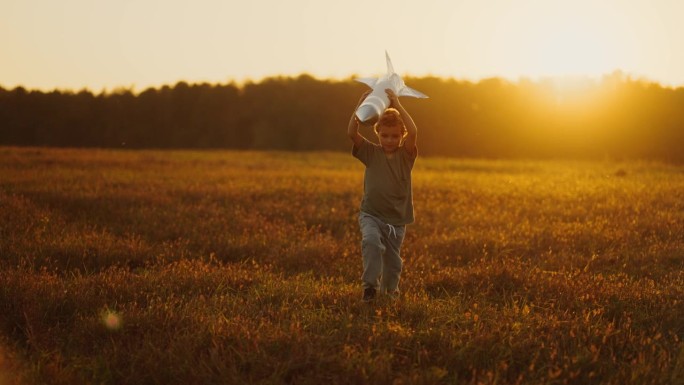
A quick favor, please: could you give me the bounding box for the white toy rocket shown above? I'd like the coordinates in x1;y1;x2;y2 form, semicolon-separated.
355;51;429;123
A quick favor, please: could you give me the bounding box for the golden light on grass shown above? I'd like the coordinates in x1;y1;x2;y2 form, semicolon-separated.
0;148;682;383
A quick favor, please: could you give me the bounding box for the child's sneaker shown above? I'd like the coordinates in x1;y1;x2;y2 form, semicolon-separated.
362;288;376;302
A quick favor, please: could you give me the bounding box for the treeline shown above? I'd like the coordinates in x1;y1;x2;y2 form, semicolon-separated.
1;73;683;161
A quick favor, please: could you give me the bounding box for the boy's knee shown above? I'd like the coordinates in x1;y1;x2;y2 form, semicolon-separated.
362;234;385;254
382;245;404;274
362;230;381;244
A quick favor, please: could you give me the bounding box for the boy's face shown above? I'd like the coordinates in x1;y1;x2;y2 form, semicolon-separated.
376;124;403;153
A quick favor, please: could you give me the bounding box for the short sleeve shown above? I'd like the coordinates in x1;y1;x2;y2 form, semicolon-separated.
400;145;418;168
352;138;374;166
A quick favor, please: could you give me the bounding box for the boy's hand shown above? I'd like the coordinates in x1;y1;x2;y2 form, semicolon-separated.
385;89;400;109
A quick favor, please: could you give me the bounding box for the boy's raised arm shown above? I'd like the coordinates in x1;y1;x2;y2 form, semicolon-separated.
348;91;370;148
387;89;418;156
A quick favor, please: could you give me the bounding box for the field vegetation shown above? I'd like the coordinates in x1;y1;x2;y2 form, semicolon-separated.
0;146;683;384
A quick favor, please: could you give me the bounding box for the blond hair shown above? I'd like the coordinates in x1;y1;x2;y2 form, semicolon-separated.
373;108;407;137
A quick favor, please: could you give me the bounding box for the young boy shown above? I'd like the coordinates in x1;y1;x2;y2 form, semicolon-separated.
347;88;418;302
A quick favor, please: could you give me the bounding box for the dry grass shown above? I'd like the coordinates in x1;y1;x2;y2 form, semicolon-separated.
0;146;683;384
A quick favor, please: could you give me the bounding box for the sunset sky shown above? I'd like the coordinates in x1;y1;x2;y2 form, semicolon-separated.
2;0;684;92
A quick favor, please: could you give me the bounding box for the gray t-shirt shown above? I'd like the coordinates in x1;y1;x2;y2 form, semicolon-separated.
352;138;417;225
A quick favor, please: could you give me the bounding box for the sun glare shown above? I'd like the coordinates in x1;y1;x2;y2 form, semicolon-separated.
529;25;611;77
548;76;598;106
443;0;640;84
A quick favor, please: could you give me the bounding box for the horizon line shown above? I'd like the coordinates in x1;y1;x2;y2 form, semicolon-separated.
2;70;683;95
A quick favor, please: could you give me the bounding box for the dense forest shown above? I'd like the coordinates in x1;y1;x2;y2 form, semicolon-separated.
1;73;683;161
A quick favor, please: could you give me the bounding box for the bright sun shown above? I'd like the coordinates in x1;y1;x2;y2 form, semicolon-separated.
528;26;608;76
444;0;642;81
516;11;630;78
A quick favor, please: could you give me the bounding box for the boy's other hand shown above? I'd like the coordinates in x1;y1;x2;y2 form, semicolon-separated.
385;89;399;108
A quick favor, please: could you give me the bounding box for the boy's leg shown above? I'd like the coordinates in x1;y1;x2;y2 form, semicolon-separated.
358;213;385;290
380;226;405;294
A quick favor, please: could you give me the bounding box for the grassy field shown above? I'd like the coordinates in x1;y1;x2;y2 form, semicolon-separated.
0;146;683;385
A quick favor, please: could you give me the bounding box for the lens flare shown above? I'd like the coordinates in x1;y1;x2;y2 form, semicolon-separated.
102;311;122;330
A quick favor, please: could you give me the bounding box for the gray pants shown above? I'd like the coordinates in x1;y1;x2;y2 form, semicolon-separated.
358;212;406;293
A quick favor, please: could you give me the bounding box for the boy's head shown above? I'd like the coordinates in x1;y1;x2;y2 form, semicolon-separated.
374;108;406;153
373;108;406;136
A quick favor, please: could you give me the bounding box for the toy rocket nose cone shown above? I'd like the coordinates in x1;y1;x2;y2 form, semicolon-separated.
356;105;377;122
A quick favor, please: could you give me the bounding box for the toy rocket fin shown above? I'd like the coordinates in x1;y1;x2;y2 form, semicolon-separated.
398;86;429;99
385;50;395;74
355;78;378;88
